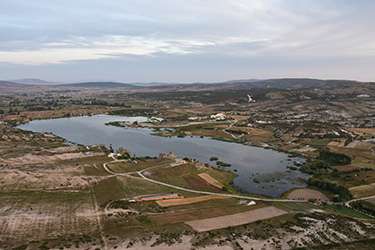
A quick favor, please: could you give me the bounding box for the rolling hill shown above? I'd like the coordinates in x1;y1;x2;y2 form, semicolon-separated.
56;82;137;89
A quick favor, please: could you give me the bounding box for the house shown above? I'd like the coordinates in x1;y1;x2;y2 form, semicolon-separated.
247;201;256;206
210;113;226;121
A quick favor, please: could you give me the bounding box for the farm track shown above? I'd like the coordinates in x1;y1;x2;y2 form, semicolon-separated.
90;188;108;250
345;195;375;219
102;158;307;203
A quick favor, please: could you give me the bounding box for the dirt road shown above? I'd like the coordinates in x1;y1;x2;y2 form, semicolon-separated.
102;158;307;203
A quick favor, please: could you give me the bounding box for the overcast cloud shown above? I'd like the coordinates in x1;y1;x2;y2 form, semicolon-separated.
0;0;374;82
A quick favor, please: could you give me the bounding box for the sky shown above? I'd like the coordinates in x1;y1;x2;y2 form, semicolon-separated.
0;0;374;83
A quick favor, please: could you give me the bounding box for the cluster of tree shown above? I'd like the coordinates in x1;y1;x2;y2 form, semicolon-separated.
25;105;52;111
308;178;352;201
110;108;157;116
301;150;351;175
301;159;330;175
318;150;351;165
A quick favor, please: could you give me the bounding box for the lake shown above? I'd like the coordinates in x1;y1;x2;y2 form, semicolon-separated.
18;115;309;197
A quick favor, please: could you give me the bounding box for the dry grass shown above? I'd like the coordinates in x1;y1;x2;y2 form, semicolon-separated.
328;140;375;166
0;191;98;246
185;206;287;232
1;152;104;166
348;128;375;136
106;158;173;173
349;183;375;198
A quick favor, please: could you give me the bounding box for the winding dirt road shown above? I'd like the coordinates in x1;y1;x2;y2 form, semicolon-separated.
102;158;307;203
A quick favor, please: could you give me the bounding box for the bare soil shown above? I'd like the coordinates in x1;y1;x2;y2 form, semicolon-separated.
185;206;287;232
287;188;329;201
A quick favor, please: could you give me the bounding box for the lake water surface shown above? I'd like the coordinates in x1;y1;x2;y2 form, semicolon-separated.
18;115;309;197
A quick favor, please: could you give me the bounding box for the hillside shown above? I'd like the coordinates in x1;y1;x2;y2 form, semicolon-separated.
56;82;137;89
0;81;32;92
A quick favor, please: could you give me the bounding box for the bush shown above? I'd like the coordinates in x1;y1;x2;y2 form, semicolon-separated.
318;150;351;166
216;161;231;167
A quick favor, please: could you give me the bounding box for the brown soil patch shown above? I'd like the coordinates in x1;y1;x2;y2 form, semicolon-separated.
183;175;219;191
185;206;287;232
0;169;101;191
156;195;227;207
286;188;329;202
198;173;224;189
1;152;104;165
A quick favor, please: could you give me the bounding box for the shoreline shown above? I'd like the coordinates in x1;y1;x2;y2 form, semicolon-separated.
16;114;310;199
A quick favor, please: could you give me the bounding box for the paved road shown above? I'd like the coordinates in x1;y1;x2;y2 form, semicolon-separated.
102;158;307;203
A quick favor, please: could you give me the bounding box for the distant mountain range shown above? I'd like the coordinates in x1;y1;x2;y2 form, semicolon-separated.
10;78;55;85
0;78;371;92
0;80;30;88
55;81;137;88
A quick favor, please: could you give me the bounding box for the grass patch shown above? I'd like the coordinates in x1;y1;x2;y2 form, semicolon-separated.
107;158;173;174
323;204;374;220
93;176;125;207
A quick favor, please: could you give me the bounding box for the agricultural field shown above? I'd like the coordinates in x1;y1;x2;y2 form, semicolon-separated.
0;191;102;249
143;162;234;192
185;206;287;232
156;195;227;207
106;158;174;174
286;188;329;202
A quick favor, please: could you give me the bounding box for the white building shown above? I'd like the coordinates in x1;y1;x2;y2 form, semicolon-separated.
210;113;226;121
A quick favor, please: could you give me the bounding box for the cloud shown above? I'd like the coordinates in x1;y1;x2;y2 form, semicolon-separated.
0;0;374;80
0;36;218;64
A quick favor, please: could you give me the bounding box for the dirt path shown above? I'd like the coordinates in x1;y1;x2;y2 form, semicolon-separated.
102;158;307;203
345;194;375;206
345;195;375;219
222;119;240;139
90;188;108;250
